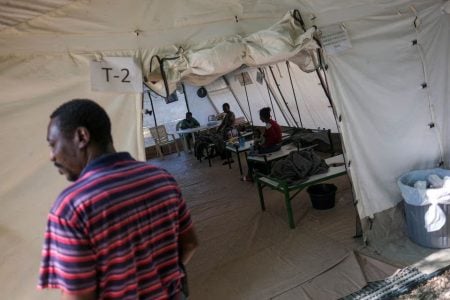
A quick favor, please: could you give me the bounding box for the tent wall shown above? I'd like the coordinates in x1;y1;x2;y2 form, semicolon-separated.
0;0;449;298
325;1;450;226
205;65;338;130
263;63;338;131
0;52;143;300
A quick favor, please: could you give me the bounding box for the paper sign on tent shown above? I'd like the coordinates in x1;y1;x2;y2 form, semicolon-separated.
90;57;143;93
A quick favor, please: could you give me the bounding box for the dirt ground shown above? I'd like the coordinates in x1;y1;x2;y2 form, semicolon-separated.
394;270;450;300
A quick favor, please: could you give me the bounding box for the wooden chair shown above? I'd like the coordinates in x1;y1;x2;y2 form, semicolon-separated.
148;125;180;158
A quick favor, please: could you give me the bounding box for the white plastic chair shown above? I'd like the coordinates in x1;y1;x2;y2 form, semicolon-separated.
148;125;180;158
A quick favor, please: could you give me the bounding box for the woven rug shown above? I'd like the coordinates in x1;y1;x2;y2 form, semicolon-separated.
341;267;427;300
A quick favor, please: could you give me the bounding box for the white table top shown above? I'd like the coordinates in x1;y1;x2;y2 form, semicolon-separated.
171;122;220;135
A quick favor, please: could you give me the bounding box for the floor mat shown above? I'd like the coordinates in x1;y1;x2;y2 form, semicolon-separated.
341;267;427;300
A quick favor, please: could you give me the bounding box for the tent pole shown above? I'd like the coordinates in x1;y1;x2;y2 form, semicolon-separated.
147;90;160;142
268;65;299;127
286;61;304;128
315;68;332;107
292;9;333;107
292;9;362;236
241;73;254;127
205;93;220;114
262;67;292;127
141;86;145;127
259;68;277;121
222;76;250;122
181;83;190;112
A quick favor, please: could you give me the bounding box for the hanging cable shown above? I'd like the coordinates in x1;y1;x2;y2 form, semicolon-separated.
268;65;299;127
147;56;163;142
148;54;179;100
259;68;277;121
146;89;159;142
286;61;303;128
241;72;254;127
181;83;190;112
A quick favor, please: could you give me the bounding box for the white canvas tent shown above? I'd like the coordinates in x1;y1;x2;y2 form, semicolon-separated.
142;62;338;143
1;0;450;299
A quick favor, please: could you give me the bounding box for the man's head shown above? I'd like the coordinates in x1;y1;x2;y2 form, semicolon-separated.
47;99;113;181
222;103;230;113
186;112;193;120
259;107;271;123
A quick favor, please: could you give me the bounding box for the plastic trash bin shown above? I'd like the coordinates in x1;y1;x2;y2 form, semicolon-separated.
398;168;450;249
307;183;337;210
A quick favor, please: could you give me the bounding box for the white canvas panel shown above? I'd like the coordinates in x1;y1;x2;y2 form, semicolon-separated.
0;52;143;299
326;1;449;219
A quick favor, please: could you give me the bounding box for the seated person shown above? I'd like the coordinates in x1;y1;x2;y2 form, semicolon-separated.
216;103;236;164
179;112;200;151
257;107;282;153
217;103;235;139
242;107;282;182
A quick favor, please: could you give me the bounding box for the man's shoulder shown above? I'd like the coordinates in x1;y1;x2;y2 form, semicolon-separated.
51;161;172;218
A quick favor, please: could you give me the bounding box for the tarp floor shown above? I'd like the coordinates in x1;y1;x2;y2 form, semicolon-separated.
149;152;396;299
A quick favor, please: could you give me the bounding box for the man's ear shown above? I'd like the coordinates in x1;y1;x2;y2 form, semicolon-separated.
74;127;91;149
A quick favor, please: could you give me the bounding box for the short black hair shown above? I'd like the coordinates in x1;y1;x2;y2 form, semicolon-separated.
186;112;192;118
259;107;271;120
50;99;113;148
223;103;230;109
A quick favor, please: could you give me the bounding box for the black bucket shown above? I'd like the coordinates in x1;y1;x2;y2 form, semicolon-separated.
307;184;337;210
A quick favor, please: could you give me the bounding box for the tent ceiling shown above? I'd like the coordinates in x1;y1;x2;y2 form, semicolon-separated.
0;0;73;31
0;0;435;55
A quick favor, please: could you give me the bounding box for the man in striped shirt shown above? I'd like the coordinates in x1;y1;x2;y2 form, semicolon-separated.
39;99;198;299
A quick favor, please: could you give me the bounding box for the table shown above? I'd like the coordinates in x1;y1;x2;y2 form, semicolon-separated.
172;121;220;152
224;132;291;174
255;154;347;229
225;140;253;175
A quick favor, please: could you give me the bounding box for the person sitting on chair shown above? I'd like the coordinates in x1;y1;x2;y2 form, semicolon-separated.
242;107;282;182
258;107;282;153
216;103;235;139
179;112;200;152
215;103;236;165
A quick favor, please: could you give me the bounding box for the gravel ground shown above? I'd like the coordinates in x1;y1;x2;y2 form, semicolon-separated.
394;270;450;300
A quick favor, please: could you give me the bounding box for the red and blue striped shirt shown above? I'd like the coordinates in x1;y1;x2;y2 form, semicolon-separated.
38;152;192;299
